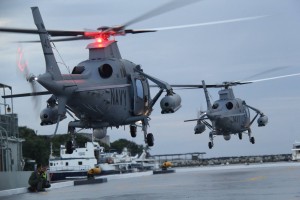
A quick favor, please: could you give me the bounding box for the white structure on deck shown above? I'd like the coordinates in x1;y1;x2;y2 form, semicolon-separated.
49;142;103;171
291;141;300;161
132;150;159;170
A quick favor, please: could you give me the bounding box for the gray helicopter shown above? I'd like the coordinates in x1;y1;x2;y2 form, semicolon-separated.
0;0;270;153
186;80;267;149
0;6;185;152
173;72;300;149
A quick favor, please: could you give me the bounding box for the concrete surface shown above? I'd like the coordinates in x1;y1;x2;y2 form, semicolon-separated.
1;162;300;200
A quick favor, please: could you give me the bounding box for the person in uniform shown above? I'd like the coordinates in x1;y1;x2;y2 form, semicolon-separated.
28;164;51;192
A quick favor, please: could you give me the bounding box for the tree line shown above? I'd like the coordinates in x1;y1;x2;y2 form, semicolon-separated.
19;126;145;170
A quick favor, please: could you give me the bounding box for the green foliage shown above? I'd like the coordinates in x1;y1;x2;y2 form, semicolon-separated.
19;127;60;168
19;126;144;170
110;139;144;156
19;126;37;138
99;142;110;152
19;126;91;163
19;127;51;169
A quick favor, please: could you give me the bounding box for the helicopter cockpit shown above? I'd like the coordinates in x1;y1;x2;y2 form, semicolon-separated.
71;66;85;74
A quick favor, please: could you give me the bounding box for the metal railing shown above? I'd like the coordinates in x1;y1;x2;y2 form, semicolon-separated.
49;165;92;171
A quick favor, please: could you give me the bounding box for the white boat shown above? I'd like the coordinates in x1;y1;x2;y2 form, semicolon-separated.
97;147;138;173
48;142;158;181
131;150;159;170
48;142;104;181
291;141;300;161
98;148;158;173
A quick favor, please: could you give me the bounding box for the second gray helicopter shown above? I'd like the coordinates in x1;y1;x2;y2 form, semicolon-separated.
175;72;300;149
184;80;268;149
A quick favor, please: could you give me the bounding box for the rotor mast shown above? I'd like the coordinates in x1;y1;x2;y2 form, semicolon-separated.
87;39;122;60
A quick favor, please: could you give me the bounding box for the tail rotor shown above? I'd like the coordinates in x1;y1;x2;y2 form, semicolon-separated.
16;46;41;112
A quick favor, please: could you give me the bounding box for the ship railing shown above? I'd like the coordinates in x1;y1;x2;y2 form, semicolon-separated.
49;165;92;171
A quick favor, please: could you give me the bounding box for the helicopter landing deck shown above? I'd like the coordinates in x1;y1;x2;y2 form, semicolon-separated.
2;162;300;200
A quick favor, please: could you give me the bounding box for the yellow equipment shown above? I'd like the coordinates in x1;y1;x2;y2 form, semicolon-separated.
161;161;172;170
87;167;101;179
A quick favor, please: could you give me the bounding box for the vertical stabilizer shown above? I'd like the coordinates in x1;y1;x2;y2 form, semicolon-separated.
202;80;212;109
31;7;62;80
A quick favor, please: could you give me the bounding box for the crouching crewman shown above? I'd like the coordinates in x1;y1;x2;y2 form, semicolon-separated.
28;164;51;192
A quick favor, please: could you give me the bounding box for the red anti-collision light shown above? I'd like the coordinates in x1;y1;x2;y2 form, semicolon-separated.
96;37;103;43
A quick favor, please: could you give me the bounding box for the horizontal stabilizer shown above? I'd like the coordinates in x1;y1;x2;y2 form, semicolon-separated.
2;91;51;98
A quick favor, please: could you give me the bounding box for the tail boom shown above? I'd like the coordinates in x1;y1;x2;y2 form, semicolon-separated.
31;7;62;80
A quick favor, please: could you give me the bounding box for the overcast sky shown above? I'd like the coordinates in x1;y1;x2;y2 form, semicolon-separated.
0;0;300;158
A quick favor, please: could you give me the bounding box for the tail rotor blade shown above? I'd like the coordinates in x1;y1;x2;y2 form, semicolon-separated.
16;46;42;114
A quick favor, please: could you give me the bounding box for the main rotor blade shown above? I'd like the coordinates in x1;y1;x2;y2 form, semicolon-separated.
0;15;265;40
184;118;199;122
246;72;300;83
124;29;157;34
19;36;89;43
151;84;219;89
0;27;85;37
3;0;199;39
144;15;268;31
2;91;51;98
169;72;300;89
170;83;249;88
0;1;267;42
242;66;292;81
121;0;200;29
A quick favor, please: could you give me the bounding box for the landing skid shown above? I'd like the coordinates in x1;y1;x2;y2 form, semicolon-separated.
247;129;255;144
66;126;76;154
238;133;242;140
208;132;214;149
130;125;137;138
141;118;154;146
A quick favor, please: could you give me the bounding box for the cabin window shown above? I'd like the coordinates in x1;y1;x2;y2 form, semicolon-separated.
50;163;53;166
226;102;233;110
212;103;219;109
72;66;85;74
99;64;113;78
136;80;144;99
78;161;82;165
65;162;69;166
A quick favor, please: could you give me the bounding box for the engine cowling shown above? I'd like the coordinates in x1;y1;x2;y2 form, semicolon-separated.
223;134;231;141
257;115;268;127
160;93;181;114
194;122;206;134
40;106;66;126
93;128;107;139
